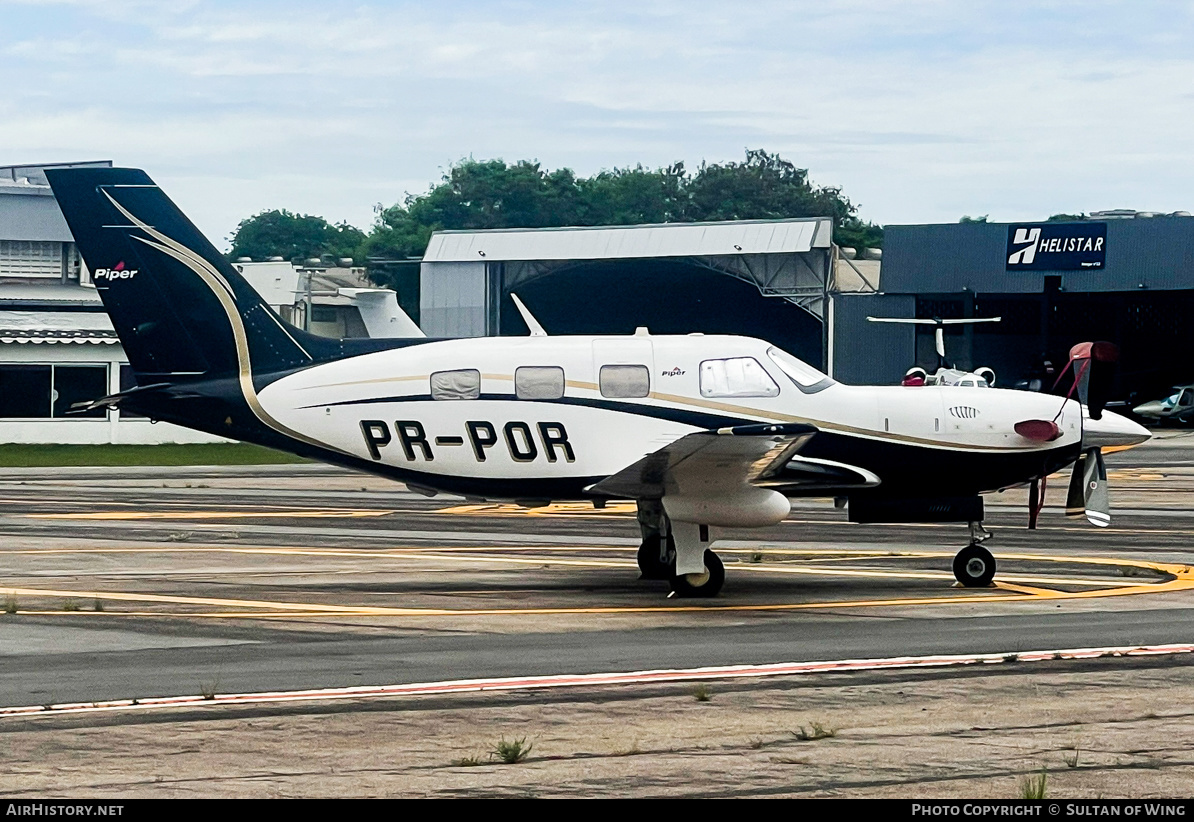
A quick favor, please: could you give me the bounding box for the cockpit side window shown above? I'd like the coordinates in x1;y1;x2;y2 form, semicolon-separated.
765;347;835;394
431;369;480;400
699;357;779;398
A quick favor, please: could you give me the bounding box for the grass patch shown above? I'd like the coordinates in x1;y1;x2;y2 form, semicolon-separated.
199;677;220;701
692;683;712;702
1064;748;1080;768
493;737;534;764
1019;769;1048;799
3;593;16;614
93;598;104;613
62;599;80;612
0;443;308;468
793;723;837;742
452;754;488;767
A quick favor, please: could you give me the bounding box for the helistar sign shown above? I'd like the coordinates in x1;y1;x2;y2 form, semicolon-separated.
1006;223;1107;271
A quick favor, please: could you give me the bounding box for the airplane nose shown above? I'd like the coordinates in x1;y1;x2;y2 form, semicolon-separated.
1132;401;1161;417
1083;408;1151;450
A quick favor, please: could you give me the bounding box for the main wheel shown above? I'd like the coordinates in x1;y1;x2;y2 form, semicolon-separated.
637;534;674;580
669;550;725;598
953;543;996;587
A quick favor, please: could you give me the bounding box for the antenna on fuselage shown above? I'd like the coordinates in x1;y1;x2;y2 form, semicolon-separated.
510;293;548;337
866;316;1001;369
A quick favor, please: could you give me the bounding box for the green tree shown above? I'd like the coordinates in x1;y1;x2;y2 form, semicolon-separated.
228;210;365;263
1047;213;1088;222
685;149;854;225
958;214;989;223
576;163;688;225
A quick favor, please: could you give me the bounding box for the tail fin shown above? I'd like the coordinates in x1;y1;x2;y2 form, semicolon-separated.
46;167;331;384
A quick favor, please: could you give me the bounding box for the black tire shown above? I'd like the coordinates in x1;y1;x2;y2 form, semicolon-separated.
670;550;725;598
637;534;673;580
953;543;996;587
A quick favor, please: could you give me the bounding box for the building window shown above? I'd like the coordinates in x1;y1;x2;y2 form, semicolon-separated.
431;369;480;400
599;364;650;399
53;366;108;418
0;364;108;418
0;366;51;417
515;366;565;400
0;240;63;279
699;357;779;398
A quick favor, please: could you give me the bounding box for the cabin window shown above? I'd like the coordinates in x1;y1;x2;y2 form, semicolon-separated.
515;366;565;400
699;357;779;398
599;364;650;399
431;369;480;400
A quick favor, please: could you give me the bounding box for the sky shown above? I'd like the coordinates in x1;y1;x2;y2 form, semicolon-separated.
3;0;1194;249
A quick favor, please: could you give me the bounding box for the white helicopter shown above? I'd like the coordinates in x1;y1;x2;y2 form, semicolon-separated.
866;315;1002;387
48;168;1150;597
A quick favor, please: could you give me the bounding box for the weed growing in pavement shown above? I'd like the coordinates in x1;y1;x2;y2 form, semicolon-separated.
692;683;712;702
793;723;837;741
493;737;534;764
1019;769;1048;799
3;593;16;614
1064;748;1080;768
453;754;487;767
199;677;220;700
93;598;104;612
62;599;80;611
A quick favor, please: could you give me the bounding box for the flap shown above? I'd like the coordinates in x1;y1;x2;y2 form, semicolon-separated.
586;422;819;499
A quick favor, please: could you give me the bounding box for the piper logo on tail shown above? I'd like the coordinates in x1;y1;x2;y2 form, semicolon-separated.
93;261;138;280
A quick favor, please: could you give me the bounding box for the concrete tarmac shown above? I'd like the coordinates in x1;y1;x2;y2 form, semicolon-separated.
2;438;1194;796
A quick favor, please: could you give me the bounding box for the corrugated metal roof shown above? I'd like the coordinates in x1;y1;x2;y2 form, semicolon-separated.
423;218;832;263
0;330;118;344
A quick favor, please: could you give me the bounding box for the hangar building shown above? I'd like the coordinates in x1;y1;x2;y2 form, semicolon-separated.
836;215;1194;402
418;218;876;371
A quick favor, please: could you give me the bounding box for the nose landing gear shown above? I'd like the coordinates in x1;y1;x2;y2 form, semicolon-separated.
952;521;997;587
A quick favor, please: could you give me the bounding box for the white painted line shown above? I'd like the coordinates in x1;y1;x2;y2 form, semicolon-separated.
3;642;1191;719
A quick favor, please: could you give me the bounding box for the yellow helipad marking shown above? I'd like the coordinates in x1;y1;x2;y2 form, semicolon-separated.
2;548;1190;620
26;509;393;521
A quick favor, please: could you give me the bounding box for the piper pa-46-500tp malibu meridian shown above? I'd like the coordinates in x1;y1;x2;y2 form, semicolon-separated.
48;168;1152;598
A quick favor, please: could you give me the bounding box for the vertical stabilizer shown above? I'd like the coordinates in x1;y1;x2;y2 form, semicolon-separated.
46;167;325;385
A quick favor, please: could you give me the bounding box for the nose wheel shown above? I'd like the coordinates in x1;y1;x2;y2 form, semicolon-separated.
952;543;996;587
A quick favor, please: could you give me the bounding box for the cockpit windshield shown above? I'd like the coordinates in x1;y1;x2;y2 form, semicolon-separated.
766;347;835;393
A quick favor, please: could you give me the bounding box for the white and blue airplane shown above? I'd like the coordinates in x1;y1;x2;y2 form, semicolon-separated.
48;167;1150;597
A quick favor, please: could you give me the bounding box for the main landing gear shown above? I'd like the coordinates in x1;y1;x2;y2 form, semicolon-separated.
635;502;725;598
952;521;996;587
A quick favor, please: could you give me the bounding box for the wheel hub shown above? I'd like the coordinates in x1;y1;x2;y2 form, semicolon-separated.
965;557;987;578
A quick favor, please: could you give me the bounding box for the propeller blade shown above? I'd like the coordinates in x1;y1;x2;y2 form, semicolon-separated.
1066;451;1087;518
1068;342;1119;420
1084;447;1110;527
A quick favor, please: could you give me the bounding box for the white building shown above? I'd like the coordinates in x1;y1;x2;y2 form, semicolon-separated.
0;161;411;445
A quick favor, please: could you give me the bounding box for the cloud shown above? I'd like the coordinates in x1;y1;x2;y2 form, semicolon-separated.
3;1;1193;243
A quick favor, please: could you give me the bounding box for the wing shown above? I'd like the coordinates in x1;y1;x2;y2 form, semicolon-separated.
586;423;879;500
